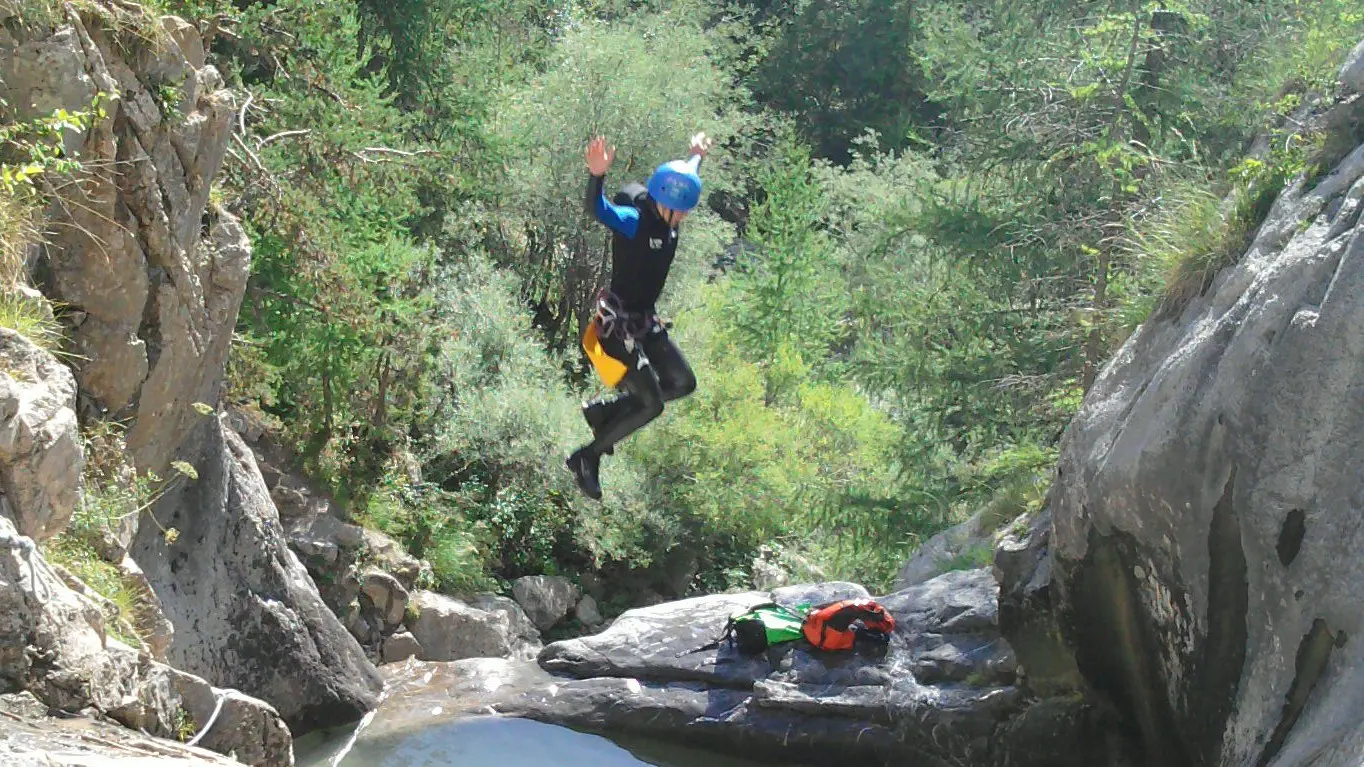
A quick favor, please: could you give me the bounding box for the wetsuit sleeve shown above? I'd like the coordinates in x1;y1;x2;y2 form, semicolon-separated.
585;173;639;238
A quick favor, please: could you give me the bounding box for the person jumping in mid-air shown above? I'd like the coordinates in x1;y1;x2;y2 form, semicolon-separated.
566;132;713;500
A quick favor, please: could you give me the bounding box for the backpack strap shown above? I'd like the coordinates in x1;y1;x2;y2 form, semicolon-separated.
613;182;649;208
672;602;782;657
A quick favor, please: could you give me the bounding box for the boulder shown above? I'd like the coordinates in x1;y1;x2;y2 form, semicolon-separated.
285;514;364;614
381;632;422;665
512;575;579;631
407;591;542;662
0;328;83;542
361;527;423;588
0;692;48;719
895;509;996;589
771;580;868;607
0;709;248;765
173;683;292;767
132;416;382;734
362;575;1116;767
468;593;543;660
1339;38;1364;95
360;570;408;633
574;595;602;628
285;513;423;622
0;516;291;765
0;672;289;766
540;574;1014;691
1046;119;1364;765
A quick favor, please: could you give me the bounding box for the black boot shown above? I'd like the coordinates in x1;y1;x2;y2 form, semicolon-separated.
565;446;602;500
581;401;615;455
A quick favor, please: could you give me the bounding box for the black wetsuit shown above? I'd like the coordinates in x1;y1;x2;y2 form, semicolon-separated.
581;173;697;455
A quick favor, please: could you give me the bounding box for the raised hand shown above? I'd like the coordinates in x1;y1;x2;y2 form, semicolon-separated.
689;132;713;159
585;136;615;176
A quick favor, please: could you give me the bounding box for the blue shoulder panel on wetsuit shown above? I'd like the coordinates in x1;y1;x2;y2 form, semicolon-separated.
595;194;640;238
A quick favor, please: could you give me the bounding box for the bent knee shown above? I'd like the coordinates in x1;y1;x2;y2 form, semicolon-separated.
664;372;697;400
642;397;665;421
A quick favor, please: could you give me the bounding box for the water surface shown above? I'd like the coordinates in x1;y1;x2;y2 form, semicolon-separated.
295;714;786;767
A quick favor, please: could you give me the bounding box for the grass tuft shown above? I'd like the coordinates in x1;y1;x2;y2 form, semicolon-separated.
1124;183;1233;317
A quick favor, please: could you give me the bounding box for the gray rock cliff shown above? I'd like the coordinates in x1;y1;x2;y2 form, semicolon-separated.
133;416;383;733
1031;82;1364;766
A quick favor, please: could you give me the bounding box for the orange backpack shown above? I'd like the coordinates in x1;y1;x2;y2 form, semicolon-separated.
801;598;896;651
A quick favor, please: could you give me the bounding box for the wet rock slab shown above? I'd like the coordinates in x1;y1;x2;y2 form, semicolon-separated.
365;572;1109;767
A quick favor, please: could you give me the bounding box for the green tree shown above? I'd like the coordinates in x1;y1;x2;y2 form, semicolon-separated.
742;0;932;160
730;133;845;373
489;9;746;349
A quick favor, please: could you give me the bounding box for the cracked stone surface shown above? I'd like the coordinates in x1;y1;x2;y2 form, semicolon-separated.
8;10;246;475
1044;90;1364;767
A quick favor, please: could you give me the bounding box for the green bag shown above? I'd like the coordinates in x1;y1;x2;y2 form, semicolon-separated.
724;602;809;654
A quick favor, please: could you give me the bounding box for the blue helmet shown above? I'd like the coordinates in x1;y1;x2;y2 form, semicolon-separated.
646;160;702;212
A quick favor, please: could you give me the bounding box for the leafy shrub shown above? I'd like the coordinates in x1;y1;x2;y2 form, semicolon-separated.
391;252;665;582
0;96;108;354
358;473;493;594
626;292;921;591
1118;138;1310;326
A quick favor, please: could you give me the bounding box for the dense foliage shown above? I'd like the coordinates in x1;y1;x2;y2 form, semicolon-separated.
8;0;1359;601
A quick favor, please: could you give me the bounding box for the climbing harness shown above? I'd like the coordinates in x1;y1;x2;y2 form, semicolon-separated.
582;288;662;388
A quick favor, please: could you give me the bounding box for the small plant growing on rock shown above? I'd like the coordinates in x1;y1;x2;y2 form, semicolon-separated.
174;707;197;742
150;77;187;125
936;543;995;575
403;600;422;626
44;421;205;647
139;461;201;546
0;93;112;355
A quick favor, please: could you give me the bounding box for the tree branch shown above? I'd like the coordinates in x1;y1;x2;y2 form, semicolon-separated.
257;129;311;148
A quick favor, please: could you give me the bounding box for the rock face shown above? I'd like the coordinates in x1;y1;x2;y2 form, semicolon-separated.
0;516;291;766
895;510;997;590
0;699;248;766
132;416;383;733
285;513;424;632
0;329;83;542
514;574;1112;766
512;575;580;631
407;591;542;662
2;5;378;751
1043;98;1364;765
5;7;247;476
1340;38;1364;95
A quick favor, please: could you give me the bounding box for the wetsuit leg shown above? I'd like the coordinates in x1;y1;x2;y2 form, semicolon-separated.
640;328;696;402
588;343;664;455
583;328;691;424
587;328;694;454
581;330;642;451
583;396;629;429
